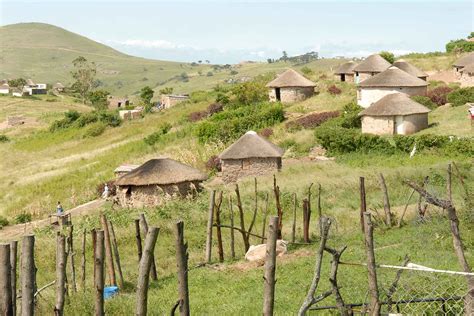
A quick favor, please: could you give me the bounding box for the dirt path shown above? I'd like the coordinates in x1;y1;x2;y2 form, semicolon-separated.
0;199;105;242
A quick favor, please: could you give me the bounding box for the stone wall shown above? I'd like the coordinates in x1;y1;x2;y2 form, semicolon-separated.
117;181;201;208
401;113;428;135
361;113;428;135
268;87;314;103
460;73;474;87
357;86;427;108
361;116;394;135
221;157;281;183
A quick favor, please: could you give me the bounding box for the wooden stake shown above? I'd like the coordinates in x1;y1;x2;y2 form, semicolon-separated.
317;184;322;237
263;216;279;316
291;193;297;243
21;235;35;316
108;220;124;289
235;184;250;251
100;214;116;286
261;193;269;244
94;230;105;316
139;214;157;281
174;221;190;316
379;173;392;227
273;175;283;239
302;199;311;243
10;240;17;316
54;234;67;316
447;163;452;203
325;245;348;316
134;219;143;262
205;190;216;263
246;178;259;244
215;192;224;263
229;196;235;260
67;225;77;293
81;229;86;291
136;227;160;316
363;212;381;315
0;243;12;316
359;177;367;233
91;229;97;282
397;189;415;228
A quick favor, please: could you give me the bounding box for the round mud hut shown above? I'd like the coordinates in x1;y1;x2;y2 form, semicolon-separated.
392;60;428;81
460;63;474;87
334;61;357;82
357;66;428;108
353;54;391;83
219;131;284;183
359;93;430;135
115;158;207;208
453;52;474;77
266;69;316;103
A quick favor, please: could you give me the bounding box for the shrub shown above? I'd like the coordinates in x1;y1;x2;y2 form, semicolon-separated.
230;70;238;75
74;112;98;127
83;122;107;138
215;93;230;105
411;96;437;110
87;90;109;110
444;138;474;156
188;110;208;122
0;135;9;143
341;102;363;128
49;110;81;131
144;123;172;145
301;66;313;76
15;213;32;224
286;111;340;130
379;51;395;63
447;87;474;106
205;155;221;172
97;111;122;127
427;86;453;106
327;85;342;95
207;72;214;77
446;39;474;53
393;134;450;152
259;128;273;138
231;75;270;105
0;216;9;229
207;103;224;115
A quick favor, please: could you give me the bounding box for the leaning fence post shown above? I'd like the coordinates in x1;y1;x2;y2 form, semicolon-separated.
205;190;216;263
263;216;279;316
10;240;17;316
54;233;67;316
136;227;160;316
109;220;124;289
215;192;224;263
363;212;380;315
379;173;392;227
67;225;77;293
291;193;297;243
174;221;190;316
21;235;35;316
302;198;311;243
139;213;157;281
100;214;116;286
229;196;235;260
359;177;367;233
94;230;105;316
0;243;12;316
134;219;143;262
81;229;86;290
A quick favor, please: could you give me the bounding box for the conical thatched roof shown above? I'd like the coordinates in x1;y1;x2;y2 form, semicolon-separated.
219;131;284;159
334;61;357;74
453;52;474;68
115;158;207;186
53;82;65;89
359;66;428;88
359;93;430;116
353;54;391;73
461;63;474;75
393;60;428;79
26;79;35;86
266;69;316;88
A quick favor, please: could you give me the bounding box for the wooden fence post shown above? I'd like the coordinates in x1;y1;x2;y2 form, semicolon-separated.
136;227;160;316
302;199;311;243
94;230;105;316
10;240;17;316
0;243;12;316
291;193;297;243
134;219;143;262
214;192;224;263
21;235;35;316
273;175;283;239
235;185;250;251
54;233;67;316
91;229;97;282
81;229;86;290
447;163;452;203
67;225;77;293
174;221;190;316
263;216;279;316
100;214;116;286
205;190;216;263
108;220;124;289
317;184;323;237
359;177;367;233
363;212;380;315
261;193;269;244
229;196;235;260
139;214;157;281
379;173;392;227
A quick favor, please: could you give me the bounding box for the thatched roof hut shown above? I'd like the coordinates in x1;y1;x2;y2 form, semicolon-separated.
453;52;474;69
334;61;357;82
359;93;430;135
266;69;316;88
359;66;428;88
460;62;474;87
266;69;316;103
353;54;391;81
392;60;428;80
219;131;284;182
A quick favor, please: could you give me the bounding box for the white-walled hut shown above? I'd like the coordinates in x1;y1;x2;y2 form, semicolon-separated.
459;63;474;87
0;83;9;94
334;61;357;82
357;66;428;108
219;131;284;183
392;60;428;81
52;82;65;92
115;158;207;207
266;69;316;103
353;54;391;82
453;52;474;77
359;93;430;135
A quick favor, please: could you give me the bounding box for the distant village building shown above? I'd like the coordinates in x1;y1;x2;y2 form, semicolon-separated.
119;108;143;120
334;61;357;82
107;96;129;109
12;88;25;97
392;60;428;81
23;79;47;95
219;131;284;183
115;158;207;208
453;53;474;78
114;164;139;178
459;63;474;87
353;54;391;82
160;94;189;109
266;69;316;103
0;83;9;94
357;66;428;108
359;93;430;135
52;82;65;92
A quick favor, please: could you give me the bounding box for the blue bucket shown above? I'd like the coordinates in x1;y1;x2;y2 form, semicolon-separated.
104;286;119;299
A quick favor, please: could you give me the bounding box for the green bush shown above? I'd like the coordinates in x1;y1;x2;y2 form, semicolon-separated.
74;112;98;127
49;110;81;131
230;74;272;105
393;134;449;152
446;39;474;53
83;122;107;138
379;51;395;63
144;123;172;145
0;135;9;143
15;213;32;224
97;111;122;127
341;102;363;128
444;138;474;156
0;216;9;229
411;96;437;110
447;87;474;106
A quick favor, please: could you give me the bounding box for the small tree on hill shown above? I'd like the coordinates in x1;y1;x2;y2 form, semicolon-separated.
8;78;27;88
140;86;155;112
88;90;109;110
468;32;474;39
379;51;395;64
71;56;97;104
159;87;174;95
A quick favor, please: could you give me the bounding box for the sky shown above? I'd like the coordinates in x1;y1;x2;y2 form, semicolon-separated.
0;0;473;64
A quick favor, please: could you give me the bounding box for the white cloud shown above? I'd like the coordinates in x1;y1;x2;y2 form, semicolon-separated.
107;39;188;50
250;51;266;57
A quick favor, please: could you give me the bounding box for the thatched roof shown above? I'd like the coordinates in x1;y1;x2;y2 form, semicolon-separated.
53;82;65;89
114;164;139;173
26;79;35;86
461;63;474;75
353;54;391;73
359;66;428;88
115;158;207;186
453;53;474;68
219;131;284;160
392;60;428;79
359;93;430;116
0;83;9;89
334;61;357;74
266;69;316;88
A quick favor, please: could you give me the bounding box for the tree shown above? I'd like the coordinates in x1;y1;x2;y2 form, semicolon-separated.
140;86;154;105
87;90;109;110
281;51;288;62
468;32;474;39
71;56;97;103
205;60;210;64
379;51;395;64
8;78;27;88
159;87;174;95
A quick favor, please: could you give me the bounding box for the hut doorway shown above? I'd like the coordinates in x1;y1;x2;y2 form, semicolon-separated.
341;74;346;82
395;116;404;135
275;88;281;101
125;186;132;198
